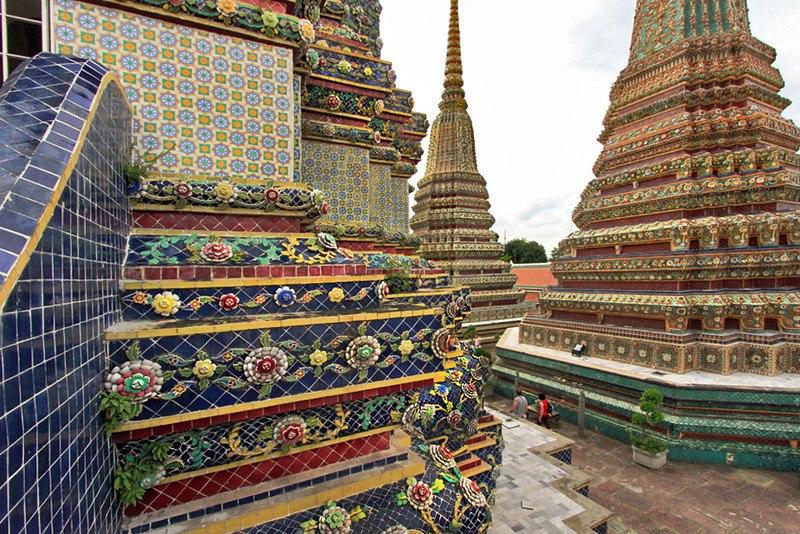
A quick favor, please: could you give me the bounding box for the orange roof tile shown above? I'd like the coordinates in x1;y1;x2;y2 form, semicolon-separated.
511;264;557;287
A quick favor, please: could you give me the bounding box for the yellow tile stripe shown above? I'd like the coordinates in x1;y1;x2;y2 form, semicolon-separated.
115;372;446;433
159;425;400;485
0;74;131;312
123;274;385;290
184;456;426;533
466;435;498;452
106;306;443;340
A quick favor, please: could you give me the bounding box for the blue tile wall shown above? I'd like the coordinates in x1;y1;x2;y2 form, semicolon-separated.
0;53;132;533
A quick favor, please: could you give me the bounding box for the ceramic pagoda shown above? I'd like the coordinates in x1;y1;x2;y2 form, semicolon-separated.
495;0;800;471
0;0;504;532
410;0;529;342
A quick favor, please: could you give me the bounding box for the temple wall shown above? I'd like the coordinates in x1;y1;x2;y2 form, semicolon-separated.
0;57;132;531
52;0;297;182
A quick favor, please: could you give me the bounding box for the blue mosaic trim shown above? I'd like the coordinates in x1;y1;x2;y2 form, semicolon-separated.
106;313;446;421
126;234;361;267
0;52;113;287
124;453;409;534
0;53;132;533
551;447;573;465
121;280;381;320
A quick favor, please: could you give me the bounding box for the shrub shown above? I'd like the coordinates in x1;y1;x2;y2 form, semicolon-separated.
630;388;668;453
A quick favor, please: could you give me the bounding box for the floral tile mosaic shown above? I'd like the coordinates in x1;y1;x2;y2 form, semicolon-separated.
369;164;410;235
301;141;370;223
105;313;447;421
52;0;296;182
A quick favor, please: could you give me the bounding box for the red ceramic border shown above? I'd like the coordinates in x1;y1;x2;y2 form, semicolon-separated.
133;211;303;233
123;432;392;517
123;263;370;282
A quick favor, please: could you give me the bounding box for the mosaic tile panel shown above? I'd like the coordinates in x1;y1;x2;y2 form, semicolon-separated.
53;0;296;182
301;141;370;223
0;57;132;532
106;313;446;421
369;163;410;235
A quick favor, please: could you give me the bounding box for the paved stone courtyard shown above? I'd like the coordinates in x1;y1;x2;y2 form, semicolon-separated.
486;396;799;533
556;421;800;534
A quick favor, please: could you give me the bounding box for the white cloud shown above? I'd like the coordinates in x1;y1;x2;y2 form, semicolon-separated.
380;0;800;252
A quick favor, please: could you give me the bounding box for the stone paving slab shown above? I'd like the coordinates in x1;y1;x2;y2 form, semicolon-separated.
486;407;612;534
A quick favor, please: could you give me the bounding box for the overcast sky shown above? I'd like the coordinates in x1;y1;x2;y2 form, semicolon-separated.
381;0;800;252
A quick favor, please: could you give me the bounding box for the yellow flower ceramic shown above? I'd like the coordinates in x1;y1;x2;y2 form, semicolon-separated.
214;180;236;202
218;0;238;14
399;339;415;357
309;350;329;367
364;67;374;77
151;291;181;317
299;20;316;42
193;359;217;379
328;287;346;303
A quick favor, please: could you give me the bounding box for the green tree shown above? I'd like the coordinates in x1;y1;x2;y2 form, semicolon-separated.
503;239;547;264
550;245;564;261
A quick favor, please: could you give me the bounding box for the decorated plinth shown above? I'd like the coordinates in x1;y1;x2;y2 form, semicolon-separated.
496;0;800;471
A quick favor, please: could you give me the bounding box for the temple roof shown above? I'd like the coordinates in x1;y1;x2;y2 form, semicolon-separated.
630;0;751;61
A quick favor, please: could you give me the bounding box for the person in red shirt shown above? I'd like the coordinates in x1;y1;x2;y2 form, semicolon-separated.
537;393;550;429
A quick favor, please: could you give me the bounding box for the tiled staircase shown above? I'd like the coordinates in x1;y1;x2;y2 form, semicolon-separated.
100;175;502;532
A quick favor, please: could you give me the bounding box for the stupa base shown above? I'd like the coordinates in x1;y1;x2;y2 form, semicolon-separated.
493;328;800;471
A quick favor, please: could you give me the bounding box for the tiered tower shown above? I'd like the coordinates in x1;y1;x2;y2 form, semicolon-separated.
0;0;505;532
495;0;800;471
410;0;528;339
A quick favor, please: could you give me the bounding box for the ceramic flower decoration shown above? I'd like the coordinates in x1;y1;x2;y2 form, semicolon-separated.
345;336;381;370
274;286;297;307
105;359;164;402
459;477;487;507
273;415;306;447
328;287;346;303
398;339;415;357
405;479;433;510
151;291;181;317
244;347;289;384
317;502;352;534
200;241;233;263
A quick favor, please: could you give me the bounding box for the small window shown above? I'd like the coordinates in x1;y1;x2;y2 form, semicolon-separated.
1;0;49;82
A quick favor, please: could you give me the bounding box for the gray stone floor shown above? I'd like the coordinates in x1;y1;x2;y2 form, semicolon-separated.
488;409;584;534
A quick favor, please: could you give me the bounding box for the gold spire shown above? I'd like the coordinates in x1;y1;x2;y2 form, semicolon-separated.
440;0;467;111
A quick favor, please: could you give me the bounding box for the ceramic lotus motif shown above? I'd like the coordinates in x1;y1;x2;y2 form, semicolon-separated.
200;242;233;262
273;415;306;446
317;503;352;534
429;444;456;470
244;347;289;384
406;480;433;510
345;336;381;369
105;359;164;402
459;476;487;507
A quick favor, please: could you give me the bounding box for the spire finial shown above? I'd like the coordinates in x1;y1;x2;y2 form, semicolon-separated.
440;0;467;111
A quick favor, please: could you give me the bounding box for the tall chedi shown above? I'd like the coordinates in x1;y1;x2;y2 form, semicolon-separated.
411;0;528;340
495;0;800;471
